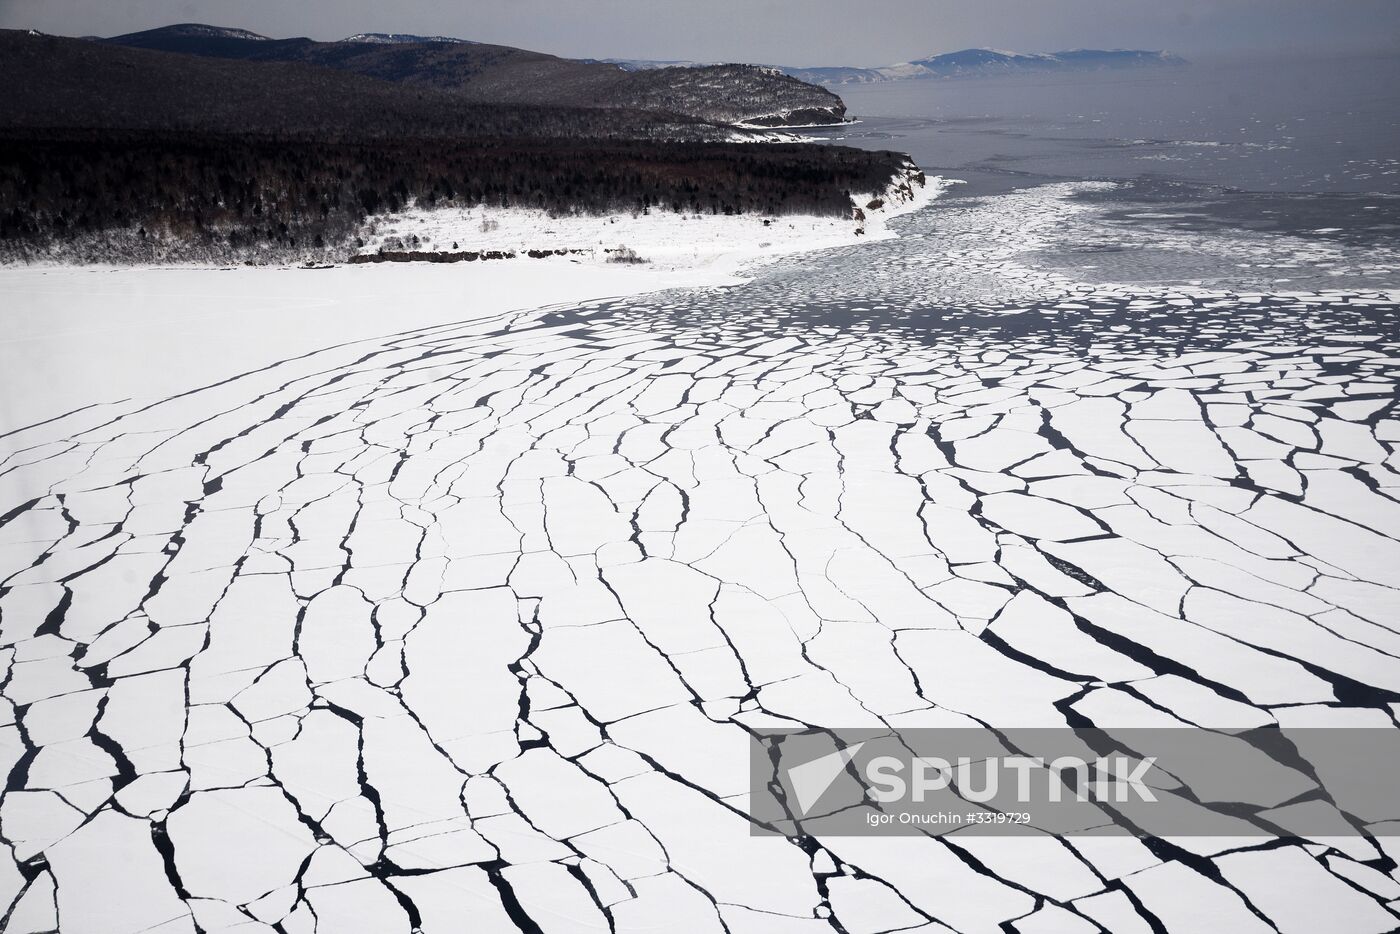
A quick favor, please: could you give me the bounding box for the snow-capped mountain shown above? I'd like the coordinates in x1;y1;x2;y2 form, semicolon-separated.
341;32;475;45
782;48;1186;85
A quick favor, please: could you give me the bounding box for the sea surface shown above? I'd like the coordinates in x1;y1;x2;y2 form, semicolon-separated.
812;53;1400;252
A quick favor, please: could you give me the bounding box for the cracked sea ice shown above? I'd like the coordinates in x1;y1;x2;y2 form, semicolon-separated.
3;182;1400;933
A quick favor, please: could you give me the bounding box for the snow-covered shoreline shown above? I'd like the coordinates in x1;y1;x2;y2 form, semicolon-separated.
354;171;955;274
0;172;956;432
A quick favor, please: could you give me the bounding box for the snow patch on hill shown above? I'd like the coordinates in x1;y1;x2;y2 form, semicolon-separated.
341;32;474;45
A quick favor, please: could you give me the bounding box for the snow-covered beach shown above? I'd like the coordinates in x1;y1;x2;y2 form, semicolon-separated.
355;173;947;268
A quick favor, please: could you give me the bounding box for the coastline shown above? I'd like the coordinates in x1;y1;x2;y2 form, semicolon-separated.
352;170;953;271
0;172;955;435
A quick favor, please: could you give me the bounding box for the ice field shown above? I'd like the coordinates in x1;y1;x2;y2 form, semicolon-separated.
3;182;1400;933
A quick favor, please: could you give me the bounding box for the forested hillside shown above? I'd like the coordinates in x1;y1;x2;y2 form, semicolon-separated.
0;31;719;141
0;28;911;264
0;131;917;263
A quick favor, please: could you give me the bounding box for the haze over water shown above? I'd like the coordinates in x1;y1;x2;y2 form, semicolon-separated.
814;53;1400;255
824;54;1400;194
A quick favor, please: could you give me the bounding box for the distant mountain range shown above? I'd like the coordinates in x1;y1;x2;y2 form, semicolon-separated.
779;48;1187;85
95;24;845;128
599;47;1186;84
0;29;719;141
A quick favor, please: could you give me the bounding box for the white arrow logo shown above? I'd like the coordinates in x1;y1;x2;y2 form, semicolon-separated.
786;741;866;814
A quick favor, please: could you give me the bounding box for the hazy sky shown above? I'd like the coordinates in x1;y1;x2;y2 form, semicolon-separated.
2;0;1397;64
